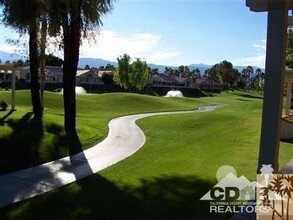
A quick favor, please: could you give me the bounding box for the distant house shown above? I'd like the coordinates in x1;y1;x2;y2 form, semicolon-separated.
195;78;222;90
18;66;63;83
17;66;104;85
97;70;112;78
149;74;180;87
76;69;101;85
174;77;193;87
0;65;21;83
45;66;63;83
0;68;13;82
150;74;213;89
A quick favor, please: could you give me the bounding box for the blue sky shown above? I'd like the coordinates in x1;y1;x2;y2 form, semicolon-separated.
0;1;268;67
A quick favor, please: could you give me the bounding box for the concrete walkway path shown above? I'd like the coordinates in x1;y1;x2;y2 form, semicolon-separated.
0;106;217;208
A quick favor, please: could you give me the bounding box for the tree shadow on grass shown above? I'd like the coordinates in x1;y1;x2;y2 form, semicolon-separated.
0;174;231;220
235;98;252;102
0;114;92;178
0;110;15;126
0;117;93;208
236;93;263;100
0;112;44;174
45;123;84;158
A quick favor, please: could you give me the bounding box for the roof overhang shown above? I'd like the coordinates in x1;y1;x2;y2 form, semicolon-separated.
246;0;293;12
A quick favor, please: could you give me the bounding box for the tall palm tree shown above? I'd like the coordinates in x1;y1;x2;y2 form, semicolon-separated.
0;0;44;117
48;0;113;135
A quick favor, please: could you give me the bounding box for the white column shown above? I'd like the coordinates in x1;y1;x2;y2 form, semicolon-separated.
257;6;288;173
286;81;292;115
11;69;16;111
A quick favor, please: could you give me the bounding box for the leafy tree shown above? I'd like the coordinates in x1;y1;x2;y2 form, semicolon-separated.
259;78;265;92
174;69;180;76
244;65;254;87
101;72;114;85
194;68;201;77
105;63;115;70
165;67;175;76
204;64;220;82
85;64;90;70
237;77;247;90
114;54;131;89
12;59;25;67
178;65;185;73
98;65;105;70
151;68;159;75
216;60;239;89
45;54;63;66
130;58;149;91
177;65;190;77
114;54;149;91
164;67;170;74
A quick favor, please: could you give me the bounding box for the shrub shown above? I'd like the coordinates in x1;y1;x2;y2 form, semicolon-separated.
1;101;8;111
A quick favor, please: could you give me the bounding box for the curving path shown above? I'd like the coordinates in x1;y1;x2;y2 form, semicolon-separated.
0;105;217;208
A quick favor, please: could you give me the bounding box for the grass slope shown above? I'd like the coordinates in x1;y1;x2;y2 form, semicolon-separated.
0;90;207;174
0;91;292;219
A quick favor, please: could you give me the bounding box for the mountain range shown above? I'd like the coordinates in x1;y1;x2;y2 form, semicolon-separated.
0;50;263;74
78;57;261;74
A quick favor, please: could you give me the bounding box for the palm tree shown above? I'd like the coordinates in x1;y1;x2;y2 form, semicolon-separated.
40;17;48;111
46;0;113;135
0;0;44;117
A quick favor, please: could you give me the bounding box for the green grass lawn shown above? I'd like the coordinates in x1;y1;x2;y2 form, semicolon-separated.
0;90;292;219
0;90;207;174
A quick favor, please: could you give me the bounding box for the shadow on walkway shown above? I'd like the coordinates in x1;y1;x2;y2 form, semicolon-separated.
46;124;93;181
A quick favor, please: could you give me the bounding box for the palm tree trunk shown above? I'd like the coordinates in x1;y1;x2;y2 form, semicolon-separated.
62;1;81;136
40;18;47;111
29;19;42;117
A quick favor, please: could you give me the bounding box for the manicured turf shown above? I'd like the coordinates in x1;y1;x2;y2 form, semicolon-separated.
0;90;292;219
0;90;207;174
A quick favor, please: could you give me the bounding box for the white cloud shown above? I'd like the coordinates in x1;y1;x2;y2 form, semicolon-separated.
234;39;266;67
234;54;266;68
79;30;181;63
0;30;181;64
0;44;18;53
252;39;266;51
